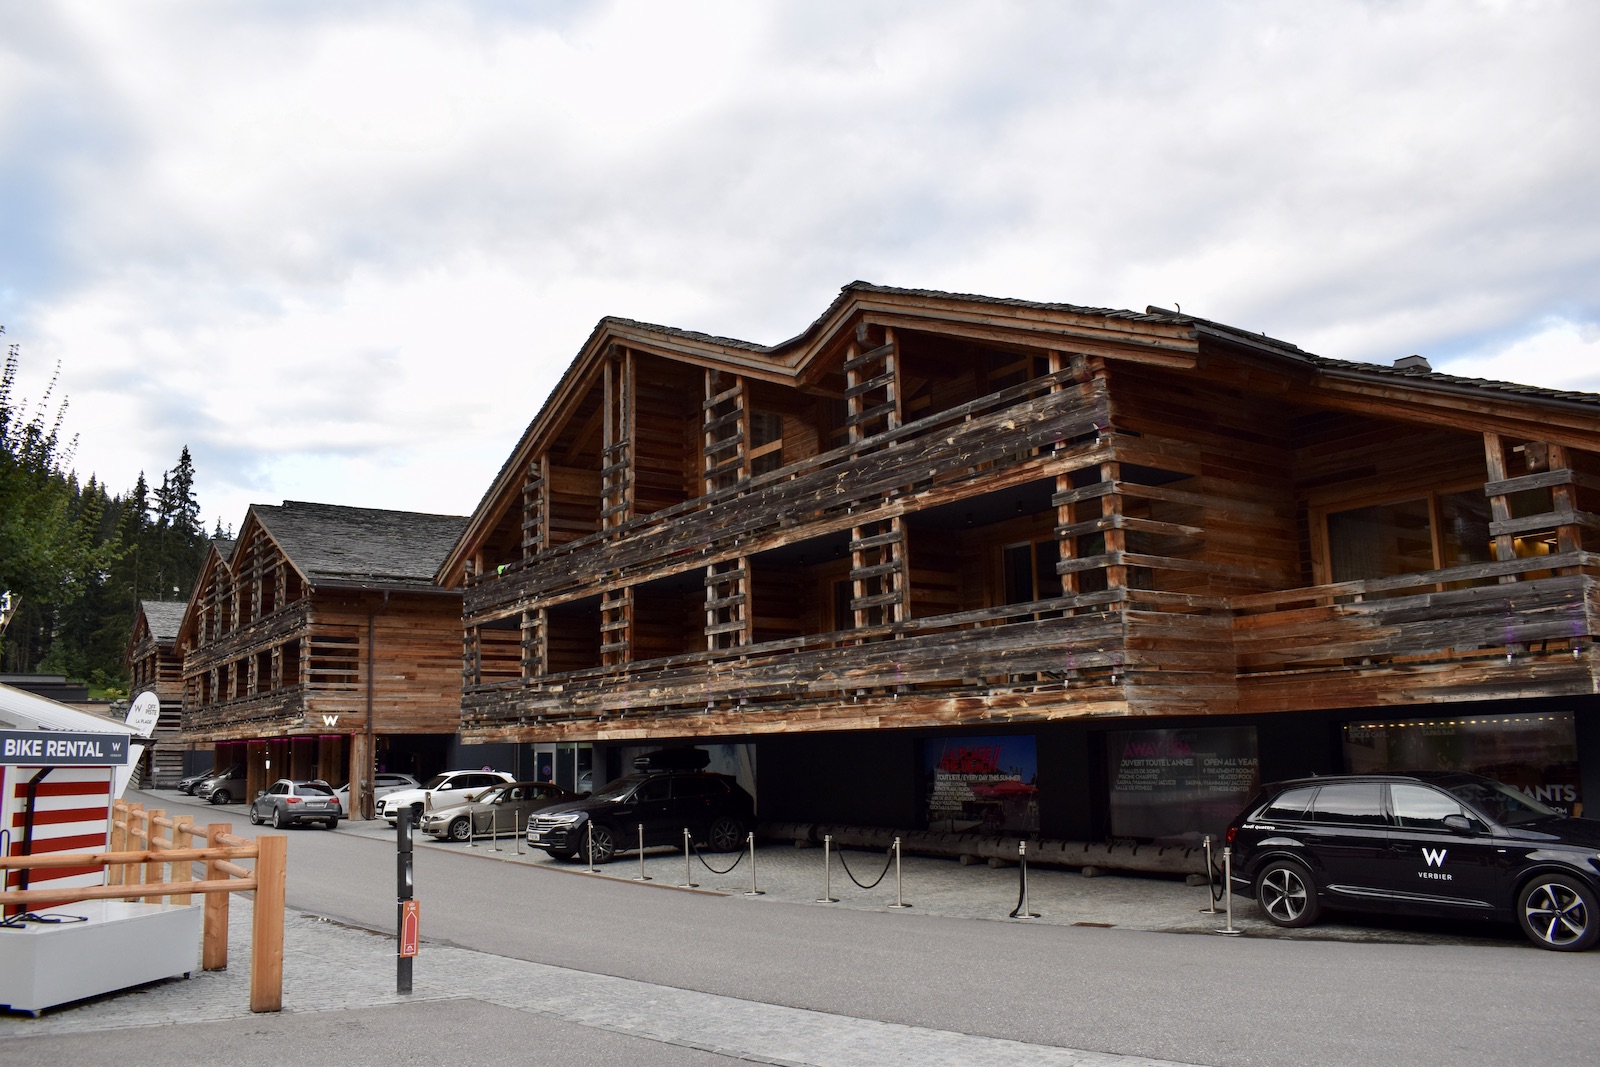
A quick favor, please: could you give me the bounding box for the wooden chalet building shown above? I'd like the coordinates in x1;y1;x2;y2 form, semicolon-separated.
440;282;1600;843
176;502;470;818
125;598;190;786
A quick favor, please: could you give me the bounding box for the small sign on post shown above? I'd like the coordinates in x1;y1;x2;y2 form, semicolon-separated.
400;900;420;958
397;806;416;994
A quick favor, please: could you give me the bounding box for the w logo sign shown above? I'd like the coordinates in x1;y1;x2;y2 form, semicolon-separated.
1422;847;1448;868
321;715;340;727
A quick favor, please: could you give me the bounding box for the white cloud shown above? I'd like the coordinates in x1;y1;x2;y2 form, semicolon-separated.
2;0;1597;529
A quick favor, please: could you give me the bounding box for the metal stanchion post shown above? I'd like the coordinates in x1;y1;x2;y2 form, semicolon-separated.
465;807;475;848
888;836;912;909
816;834;839;903
743;831;764;896
1215;846;1242;936
1200;834;1218;914
633;823;652;882
1012;840;1040;919
678;828;699;888
490;807;503;852
584;820;597;873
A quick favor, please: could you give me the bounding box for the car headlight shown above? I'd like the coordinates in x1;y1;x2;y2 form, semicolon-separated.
547;813;585;824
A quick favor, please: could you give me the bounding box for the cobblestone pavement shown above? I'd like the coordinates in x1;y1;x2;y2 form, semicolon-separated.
0;790;1509;1065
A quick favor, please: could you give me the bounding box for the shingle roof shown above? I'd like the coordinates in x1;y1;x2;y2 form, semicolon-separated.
600;280;1178;358
139;600;188;643
1138;306;1600;412
250;501;468;588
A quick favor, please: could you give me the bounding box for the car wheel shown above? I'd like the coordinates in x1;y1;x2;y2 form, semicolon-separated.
1256;859;1320;928
271;807;285;829
322;818;338;831
249;807;262;826
581;823;619;864
707;816;743;852
448;817;472;842
1518;873;1600;951
210;789;230;805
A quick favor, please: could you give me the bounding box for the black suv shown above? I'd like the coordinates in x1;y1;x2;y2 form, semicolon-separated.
526;754;753;863
1225;772;1600;951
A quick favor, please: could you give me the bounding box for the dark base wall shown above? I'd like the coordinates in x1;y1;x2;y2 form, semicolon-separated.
743;693;1600;839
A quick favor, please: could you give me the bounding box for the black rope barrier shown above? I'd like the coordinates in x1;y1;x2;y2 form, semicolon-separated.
834;845;895;890
1208;848;1227;904
692;842;746;875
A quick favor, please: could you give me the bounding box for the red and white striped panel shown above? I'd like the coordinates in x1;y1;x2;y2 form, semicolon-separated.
3;767;114;898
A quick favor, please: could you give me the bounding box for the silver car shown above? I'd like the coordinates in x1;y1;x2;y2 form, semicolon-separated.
249;779;343;829
422;781;575;841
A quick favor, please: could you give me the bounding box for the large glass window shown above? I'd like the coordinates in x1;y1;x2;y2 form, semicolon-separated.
1325;489;1494;583
1003;539;1063;605
1343;712;1580;815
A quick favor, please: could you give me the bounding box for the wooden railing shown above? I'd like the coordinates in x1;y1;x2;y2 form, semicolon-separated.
465;373;1111;615
0;801;287;1012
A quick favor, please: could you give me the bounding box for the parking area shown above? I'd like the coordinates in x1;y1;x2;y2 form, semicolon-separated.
135;789;1518;949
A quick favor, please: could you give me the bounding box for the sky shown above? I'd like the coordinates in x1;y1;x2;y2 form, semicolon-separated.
2;1;1597;533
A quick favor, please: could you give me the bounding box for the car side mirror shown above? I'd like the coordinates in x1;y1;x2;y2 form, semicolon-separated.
255;791;266;799
1443;814;1476;835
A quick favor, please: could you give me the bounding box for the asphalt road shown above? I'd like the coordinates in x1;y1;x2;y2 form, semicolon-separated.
174;796;1600;1067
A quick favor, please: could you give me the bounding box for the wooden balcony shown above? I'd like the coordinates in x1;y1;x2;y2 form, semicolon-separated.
462;554;1600;742
465;372;1111;619
1233;551;1600;713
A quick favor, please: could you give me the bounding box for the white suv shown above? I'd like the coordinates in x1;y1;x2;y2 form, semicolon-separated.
375;770;512;825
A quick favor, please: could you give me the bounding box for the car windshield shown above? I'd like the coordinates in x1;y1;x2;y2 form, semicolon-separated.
587;776;644;803
298;782;334;796
420;775;449;790
1444;778;1560;826
477;786;507;804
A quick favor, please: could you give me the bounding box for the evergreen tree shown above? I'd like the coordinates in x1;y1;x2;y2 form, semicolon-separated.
0;332;210;691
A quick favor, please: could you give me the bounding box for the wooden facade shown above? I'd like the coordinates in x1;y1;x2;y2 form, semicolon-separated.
125;599;188;786
443;284;1600;750
175;502;466;817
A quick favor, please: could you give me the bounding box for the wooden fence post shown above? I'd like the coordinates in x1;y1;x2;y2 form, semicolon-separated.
123;804;145;900
202;823;230;971
108;801;126;887
250;835;287;1013
144;809;166;896
171;815;195;905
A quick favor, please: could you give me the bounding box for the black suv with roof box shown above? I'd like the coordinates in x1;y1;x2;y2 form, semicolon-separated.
526;749;754;863
1225;771;1600;950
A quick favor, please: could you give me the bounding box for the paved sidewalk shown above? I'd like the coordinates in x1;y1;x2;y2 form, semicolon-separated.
1;901;1198;1067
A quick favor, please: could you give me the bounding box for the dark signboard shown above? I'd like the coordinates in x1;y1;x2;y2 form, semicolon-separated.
923;736;1038;835
0;729;131;766
1106;726;1259;843
1342;711;1580;814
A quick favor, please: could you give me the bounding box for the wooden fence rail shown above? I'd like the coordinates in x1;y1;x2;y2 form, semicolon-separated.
0;800;287;1013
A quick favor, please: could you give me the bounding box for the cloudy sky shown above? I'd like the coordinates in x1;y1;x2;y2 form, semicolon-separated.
3;1;1596;531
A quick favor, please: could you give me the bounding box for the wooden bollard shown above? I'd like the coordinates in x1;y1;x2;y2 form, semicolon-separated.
250;835;287;1013
202;823;231;971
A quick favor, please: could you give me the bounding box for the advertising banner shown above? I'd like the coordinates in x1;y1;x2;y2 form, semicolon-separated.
1342;711;1580;814
923;736;1038;835
1106;726;1259;843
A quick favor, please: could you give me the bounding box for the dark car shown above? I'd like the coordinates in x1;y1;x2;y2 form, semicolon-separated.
179;765;234;795
527;764;753;863
249;779;343;829
1225;772;1600;951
